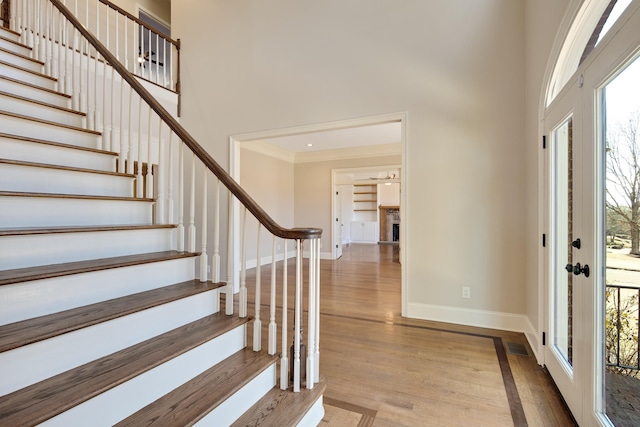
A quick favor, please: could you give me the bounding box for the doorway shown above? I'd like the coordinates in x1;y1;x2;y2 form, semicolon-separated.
230;112;408;314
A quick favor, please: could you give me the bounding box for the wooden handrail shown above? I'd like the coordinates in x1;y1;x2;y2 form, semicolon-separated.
97;0;177;46
48;0;321;240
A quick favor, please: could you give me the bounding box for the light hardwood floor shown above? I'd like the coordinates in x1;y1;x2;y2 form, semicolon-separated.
246;243;576;426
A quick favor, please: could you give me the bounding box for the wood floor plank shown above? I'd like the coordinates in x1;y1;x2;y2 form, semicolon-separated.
0;279;225;352
0;313;249;426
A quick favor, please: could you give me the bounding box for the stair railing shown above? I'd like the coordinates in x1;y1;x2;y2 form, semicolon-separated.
10;0;180;94
10;0;322;392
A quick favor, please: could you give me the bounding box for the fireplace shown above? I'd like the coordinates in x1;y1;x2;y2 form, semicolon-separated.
379;206;400;243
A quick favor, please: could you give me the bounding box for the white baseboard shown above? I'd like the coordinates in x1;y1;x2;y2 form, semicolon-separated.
406;302;528;333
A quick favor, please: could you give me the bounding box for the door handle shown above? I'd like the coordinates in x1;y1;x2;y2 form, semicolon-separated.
571;238;581;249
566;262;590;277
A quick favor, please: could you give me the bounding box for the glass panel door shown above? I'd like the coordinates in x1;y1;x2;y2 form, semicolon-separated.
545;78;584;423
601;55;640;427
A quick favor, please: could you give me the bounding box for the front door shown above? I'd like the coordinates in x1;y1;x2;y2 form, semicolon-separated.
545;3;640;425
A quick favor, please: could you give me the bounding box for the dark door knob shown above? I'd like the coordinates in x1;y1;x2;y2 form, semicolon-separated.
565;262;590;277
572;263;590;278
572;238;581;249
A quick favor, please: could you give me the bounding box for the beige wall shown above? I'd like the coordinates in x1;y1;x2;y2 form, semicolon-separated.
294;155;402;254
240;148;295;263
174;0;530;328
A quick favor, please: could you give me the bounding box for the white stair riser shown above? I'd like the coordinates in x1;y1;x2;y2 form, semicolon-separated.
0;113;99;148
0;163;133;197
0;228;176;270
296;397;326;427
40;325;247;427
0;137;116;171
0;290;220;396
195;364;277;427
0;92;84;127
0;63;55;89
0;257;196;326
0;38;32;57
0;49;43;73
0;195;152;227
0;77;69;108
0;29;21;43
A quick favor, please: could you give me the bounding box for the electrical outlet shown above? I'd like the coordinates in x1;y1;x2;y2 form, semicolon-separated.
462;287;471;299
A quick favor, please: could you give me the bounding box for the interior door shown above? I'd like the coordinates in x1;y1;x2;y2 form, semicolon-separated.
545;77;585;423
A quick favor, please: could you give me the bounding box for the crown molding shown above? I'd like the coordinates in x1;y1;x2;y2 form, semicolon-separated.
240;140;296;163
295;143;401;164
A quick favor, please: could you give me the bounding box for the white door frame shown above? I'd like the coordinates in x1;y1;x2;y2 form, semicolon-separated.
230;112;408;314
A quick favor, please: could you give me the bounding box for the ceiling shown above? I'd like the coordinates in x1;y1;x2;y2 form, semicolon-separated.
257;122;401;153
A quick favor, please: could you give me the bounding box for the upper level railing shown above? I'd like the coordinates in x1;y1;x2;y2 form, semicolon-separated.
9;0;180;95
7;0;322;393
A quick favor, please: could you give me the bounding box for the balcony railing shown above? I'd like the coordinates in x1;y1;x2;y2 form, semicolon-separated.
606;284;640;374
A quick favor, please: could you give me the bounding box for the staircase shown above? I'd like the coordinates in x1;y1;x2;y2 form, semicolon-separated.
0;14;324;427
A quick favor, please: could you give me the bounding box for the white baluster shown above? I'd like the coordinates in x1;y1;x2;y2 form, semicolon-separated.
268;235;277;355
124;10;128;71
33;0;40;60
200;168;208;282
135;99;143;196
162;37;167;88
93;52;100;138
177;141;185;251
240;206;247;318
44;1;51;76
294;239;302;392
109;51;116;152
188;152;196;252
169;39;174;90
306;237;316;389
71;2;78;110
131;19;135;74
157;120;166;224
314;237;321;383
280;240;289;390
212;178;221;282
126;86;134;175
117;73;124;172
167;131;175;224
154;32;159;84
146;106;153;198
226;192;234;315
253;223;262;352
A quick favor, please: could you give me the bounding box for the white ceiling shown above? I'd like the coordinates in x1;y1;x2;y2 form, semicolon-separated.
258;122;401;153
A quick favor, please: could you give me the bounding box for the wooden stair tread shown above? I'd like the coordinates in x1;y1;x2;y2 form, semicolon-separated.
0;46;44;65
0;27;22;38
0;224;176;236
0;158;134;178
0;75;70;98
0;131;116;155
0;250;198;286
0;59;55;80
0;35;30;50
0;190;153;202
0;110;100;135
232;378;327;427
0;90;85;115
0;313;250;426
115;348;277;427
0;279;225;352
